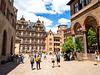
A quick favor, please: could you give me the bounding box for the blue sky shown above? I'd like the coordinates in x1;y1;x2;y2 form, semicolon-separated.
14;0;71;33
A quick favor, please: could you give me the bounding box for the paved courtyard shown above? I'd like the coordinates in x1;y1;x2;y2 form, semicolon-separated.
1;54;100;75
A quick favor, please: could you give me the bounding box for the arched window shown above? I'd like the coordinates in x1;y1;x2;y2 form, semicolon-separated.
2;30;7;56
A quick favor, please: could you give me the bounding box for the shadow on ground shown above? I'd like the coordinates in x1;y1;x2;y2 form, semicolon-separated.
0;62;19;75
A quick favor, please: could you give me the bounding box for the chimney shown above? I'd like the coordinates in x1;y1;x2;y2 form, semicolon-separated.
42;21;44;25
28;20;30;24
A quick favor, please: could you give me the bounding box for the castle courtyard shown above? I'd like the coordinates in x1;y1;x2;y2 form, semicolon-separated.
0;54;100;75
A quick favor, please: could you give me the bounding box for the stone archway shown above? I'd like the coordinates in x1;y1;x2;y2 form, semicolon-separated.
2;30;7;56
71;22;83;52
84;15;99;52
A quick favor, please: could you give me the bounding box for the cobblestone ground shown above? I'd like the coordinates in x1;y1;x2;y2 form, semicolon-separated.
2;54;100;75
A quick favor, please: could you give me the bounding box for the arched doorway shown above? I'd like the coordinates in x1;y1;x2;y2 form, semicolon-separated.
2;30;7;56
10;37;13;55
84;16;99;53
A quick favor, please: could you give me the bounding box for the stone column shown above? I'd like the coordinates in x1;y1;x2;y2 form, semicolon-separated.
83;31;87;54
72;34;76;52
83;30;88;59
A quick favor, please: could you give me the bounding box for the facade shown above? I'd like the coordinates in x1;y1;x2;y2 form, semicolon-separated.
46;25;82;54
46;25;68;54
16;17;46;53
67;0;100;59
0;0;17;62
15;37;21;54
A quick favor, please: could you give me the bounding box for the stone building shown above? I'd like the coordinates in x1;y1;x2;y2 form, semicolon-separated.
0;0;17;62
67;0;100;59
46;25;69;54
15;37;21;55
16;17;46;53
46;25;83;54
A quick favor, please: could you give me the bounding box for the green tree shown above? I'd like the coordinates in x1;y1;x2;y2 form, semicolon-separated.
87;27;97;47
62;36;75;53
75;37;83;53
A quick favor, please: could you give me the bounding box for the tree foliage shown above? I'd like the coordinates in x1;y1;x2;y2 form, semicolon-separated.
75;37;83;53
62;36;75;53
87;27;97;47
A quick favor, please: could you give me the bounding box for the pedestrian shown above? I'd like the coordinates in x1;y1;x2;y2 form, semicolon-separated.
16;54;19;64
44;53;47;59
30;55;34;70
20;54;24;63
56;53;60;67
51;54;56;68
36;55;41;70
34;53;37;60
29;53;31;58
95;50;100;65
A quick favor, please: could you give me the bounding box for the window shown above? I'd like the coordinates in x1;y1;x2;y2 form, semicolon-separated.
80;0;84;10
49;38;52;41
49;43;52;45
28;32;30;36
32;33;34;36
27;39;30;43
27;47;29;50
23;47;25;50
86;0;91;5
31;47;33;50
23;32;26;35
19;32;21;35
36;28;38;30
50;33;51;36
74;3;78;13
23;26;26;29
23;39;25;43
49;48;52;51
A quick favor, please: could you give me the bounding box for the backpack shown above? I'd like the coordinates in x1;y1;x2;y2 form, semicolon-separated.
57;55;60;59
35;57;39;61
30;57;34;62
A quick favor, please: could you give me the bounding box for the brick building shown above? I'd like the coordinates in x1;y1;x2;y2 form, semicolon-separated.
0;0;17;62
16;17;46;53
67;0;100;59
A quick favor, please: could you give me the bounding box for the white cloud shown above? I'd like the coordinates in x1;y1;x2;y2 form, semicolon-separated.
50;0;70;14
14;0;70;33
58;18;70;25
14;0;70;14
17;9;53;27
46;26;58;34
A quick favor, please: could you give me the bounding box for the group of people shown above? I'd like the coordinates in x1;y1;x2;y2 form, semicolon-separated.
51;53;61;68
30;54;42;70
10;54;24;64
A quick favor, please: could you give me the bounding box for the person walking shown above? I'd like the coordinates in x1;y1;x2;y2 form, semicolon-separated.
30;55;34;70
95;50;100;65
34;53;37;59
36;55;41;70
16;54;19;64
51;54;56;68
44;53;47;59
20;54;24;63
56;53;60;67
